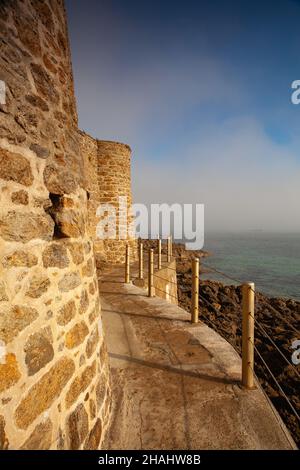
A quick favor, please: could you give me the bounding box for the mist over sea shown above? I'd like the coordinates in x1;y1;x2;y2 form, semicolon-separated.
200;232;300;301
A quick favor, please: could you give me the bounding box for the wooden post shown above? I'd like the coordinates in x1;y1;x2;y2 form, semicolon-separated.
191;258;199;323
167;236;171;263
125;244;130;284
242;282;255;389
157;238;162;270
138;241;143;279
148;248;154;297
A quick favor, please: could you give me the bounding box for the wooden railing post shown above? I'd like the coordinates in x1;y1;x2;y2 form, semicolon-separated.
125;244;130;284
167;236;171;263
191;257;199;323
138;241;143;279
242;282;255;389
157;238;161;270
148;248;154;297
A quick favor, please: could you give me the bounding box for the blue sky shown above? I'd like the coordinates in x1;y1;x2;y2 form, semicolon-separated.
66;0;300;231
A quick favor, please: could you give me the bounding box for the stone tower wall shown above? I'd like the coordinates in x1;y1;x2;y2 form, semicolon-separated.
80;135;137;265
0;0;111;450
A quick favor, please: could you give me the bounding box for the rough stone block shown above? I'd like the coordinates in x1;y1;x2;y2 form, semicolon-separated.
67;404;89;450
24;330;54;376
0;211;54;243
65;321;89;349
66;242;84;265
65;361;96;409
58;272;81;292
86;325;99;359
57;300;76;326
26;273;50;298
43;164;77;195
30;143;50;159
42;243;69;268
15;357;75;429
0;416;9;450
0;305;38;344
20;419;53;450
30;63;59;104
2;250;38;268
0;353;21;393
79;289;89;314
0;281;8;301
11;190;29;205
0;148;33;186
84;419;102;450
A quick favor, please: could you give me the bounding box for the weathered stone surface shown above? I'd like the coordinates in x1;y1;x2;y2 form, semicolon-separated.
96;377;107;411
58;272;81;292
84;241;92;254
11;190;29;205
57;427;65;450
30;63;59;104
0;305;38;344
30;143;50;159
24;330;54;376
65;321;89;349
89;282;95;295
79;289;89;314
42;243;69;268
2;250;38;268
25;94;49;112
44;164;77;195
82;258;94;277
0;353;21;393
15;357;75;430
100;341;108;365
86;326;99;359
65;361;96;409
0;148;33;186
20;419;53;450
67;404;89;450
89;306;98;325
89;399;96;420
0;281;8;301
53;209;85;238
57;300;76;326
14;11;41;57
0;415;9;450
66;242;84;265
26;273;50;298
32;0;54;32
84;419;102;450
0;211;54;242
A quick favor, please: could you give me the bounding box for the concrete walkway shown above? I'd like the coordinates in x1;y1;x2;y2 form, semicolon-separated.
99;266;296;450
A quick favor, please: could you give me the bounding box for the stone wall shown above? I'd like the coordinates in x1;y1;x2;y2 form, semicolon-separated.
0;0;111;449
134;258;178;305
80;134;137;265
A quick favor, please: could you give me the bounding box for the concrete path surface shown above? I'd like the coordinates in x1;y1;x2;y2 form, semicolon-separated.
99;266;296;450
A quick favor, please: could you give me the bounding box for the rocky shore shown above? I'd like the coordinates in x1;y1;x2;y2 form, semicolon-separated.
142;240;300;447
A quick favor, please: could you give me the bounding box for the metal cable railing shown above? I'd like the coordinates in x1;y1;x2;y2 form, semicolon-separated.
253;344;300;423
198;290;300;428
124;238;300;439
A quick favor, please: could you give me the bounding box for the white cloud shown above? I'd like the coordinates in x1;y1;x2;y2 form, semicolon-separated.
132;117;300;232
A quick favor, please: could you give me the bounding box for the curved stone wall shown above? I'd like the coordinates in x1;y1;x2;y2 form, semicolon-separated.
0;0;110;450
80;134;137;265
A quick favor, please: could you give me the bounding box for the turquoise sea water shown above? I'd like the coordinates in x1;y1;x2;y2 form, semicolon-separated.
200;232;300;301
